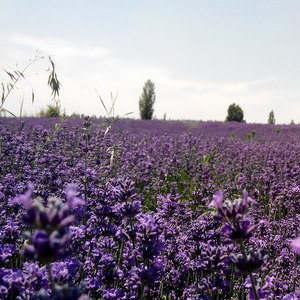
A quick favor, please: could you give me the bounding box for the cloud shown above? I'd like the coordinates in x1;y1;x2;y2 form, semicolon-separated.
2;33;108;60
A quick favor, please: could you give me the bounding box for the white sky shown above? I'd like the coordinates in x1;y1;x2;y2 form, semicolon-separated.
1;0;300;123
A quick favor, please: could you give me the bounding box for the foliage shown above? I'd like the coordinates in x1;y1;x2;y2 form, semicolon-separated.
225;103;245;122
268;110;275;124
70;112;85;118
245;130;256;141
95;90;132;135
38;104;61;118
139;79;156;120
0;52;61;118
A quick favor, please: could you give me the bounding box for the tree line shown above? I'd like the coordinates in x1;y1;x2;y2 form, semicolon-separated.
138;80;285;124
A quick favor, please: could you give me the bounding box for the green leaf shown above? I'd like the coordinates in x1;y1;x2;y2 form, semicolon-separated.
110;145;115;168
15;70;25;78
124;111;133;116
5;70;16;81
20;96;24;118
47;56;61;99
108;91;118;117
1;83;5;104
105;125;111;136
95;89;109;116
3;108;18;118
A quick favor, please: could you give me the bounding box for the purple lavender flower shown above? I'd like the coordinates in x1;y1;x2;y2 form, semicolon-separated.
36;282;91;300
83;116;92;129
64;184;85;209
197;242;229;272
14;184;84;265
137;214;164;260
11;182;35;211
198;274;230;298
16;184;84;230
208;190;255;222
10;184;90;298
222;218;256;244
245;275;274;300
231;248;268;275
282;292;300;300
103;288;127;300
290;236;300;255
0;217;20;244
23;229;72;264
0;244;16;265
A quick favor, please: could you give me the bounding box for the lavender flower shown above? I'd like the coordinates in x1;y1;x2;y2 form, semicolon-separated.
11;184;89;298
0;244;16;265
231;248;268;275
222;218;256;244
208;190;255;222
23;229;72;264
245;275;274;300
82;116;92;129
282;292;300;300
16;184;84;264
137;214;163;260
103;288;127;299
290;236;300;255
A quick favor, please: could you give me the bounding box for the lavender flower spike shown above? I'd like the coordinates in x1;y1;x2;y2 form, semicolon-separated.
208;190;224;209
290;236;300;255
10;183;35;210
209;190;256;222
65;184;85;209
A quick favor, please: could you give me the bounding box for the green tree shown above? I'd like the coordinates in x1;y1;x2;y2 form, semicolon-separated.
268;110;275;124
38;104;61;117
139;79;156;120
225;103;244;122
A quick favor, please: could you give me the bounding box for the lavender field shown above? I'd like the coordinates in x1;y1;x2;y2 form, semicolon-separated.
1;117;300;299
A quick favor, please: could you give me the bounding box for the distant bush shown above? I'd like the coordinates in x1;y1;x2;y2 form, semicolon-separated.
245;130;256;141
69;112;85;119
38;104;61;118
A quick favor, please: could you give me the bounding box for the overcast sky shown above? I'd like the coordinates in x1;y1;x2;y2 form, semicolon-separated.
1;0;300;124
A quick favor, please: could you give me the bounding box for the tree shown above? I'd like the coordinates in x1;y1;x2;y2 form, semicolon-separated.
139;79;156;120
225;103;244;122
268;110;275;124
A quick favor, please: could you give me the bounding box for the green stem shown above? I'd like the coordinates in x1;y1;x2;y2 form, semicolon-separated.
229;264;235;298
294;253;298;291
46;263;55;295
249;273;259;300
239;243;259;300
117;218;128;267
158;255;169;297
